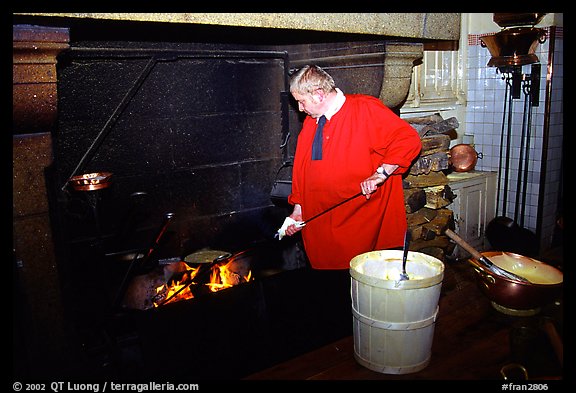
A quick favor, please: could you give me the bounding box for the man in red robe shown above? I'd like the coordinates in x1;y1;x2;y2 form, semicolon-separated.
283;65;422;270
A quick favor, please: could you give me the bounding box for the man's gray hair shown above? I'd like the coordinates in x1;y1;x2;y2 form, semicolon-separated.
289;65;336;95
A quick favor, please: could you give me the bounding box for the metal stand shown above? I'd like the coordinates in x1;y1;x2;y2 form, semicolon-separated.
495;63;540;227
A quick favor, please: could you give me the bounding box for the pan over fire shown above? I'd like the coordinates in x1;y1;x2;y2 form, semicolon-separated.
122;250;252;310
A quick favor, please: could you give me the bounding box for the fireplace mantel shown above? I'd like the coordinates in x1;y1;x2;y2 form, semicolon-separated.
15;13;461;41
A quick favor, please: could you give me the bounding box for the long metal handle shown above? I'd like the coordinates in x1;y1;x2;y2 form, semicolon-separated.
62;57;157;192
302;191;363;225
113;212;175;309
144;212;175;258
302;174;385;225
485;260;531;283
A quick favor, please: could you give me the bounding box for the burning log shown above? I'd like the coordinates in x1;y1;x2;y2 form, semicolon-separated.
122;262;200;310
122;269;167;310
122;253;254;310
206;257;252;292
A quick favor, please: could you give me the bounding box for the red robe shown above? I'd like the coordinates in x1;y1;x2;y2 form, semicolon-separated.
288;94;422;269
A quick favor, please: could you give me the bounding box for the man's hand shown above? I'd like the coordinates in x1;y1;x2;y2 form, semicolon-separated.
360;173;386;200
285;204;304;237
360;164;398;199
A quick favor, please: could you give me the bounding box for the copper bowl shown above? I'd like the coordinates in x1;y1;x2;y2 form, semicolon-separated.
69;172;113;191
480;27;546;67
449;144;481;172
469;251;563;315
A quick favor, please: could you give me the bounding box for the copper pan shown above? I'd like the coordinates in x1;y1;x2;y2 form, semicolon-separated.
469;251;563;313
449;144;482;172
69;171;113;191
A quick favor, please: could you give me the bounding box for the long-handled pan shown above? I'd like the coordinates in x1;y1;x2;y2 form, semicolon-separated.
444;229;530;283
302;191;364;225
300;172;389;225
275;175;387;239
275;191;364;239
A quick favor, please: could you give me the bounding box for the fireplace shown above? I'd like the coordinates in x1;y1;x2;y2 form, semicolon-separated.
46;37;362;379
13;14;461;379
72;239;353;379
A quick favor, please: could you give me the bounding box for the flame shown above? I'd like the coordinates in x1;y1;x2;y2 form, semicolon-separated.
207;260;252;292
153;265;199;307
153;259;252;307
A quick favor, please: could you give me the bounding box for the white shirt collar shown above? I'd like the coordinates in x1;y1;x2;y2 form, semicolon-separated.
319;88;346;122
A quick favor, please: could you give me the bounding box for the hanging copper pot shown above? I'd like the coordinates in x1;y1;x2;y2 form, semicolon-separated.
68;171;113;191
449;144;482;172
480;27;547;67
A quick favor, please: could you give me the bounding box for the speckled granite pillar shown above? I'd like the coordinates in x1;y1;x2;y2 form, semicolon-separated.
379;42;424;109
13;24;69;133
13;24;71;377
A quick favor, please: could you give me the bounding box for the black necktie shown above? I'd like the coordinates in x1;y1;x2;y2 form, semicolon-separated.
312;115;326;160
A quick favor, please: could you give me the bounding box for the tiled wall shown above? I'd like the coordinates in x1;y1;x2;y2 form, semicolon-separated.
465;26;563;250
542;27;563;248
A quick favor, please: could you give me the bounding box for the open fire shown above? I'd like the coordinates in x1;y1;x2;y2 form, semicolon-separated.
122;256;253;310
152;263;199;307
207;259;253;292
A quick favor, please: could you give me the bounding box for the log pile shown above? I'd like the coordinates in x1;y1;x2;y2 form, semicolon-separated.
403;114;460;261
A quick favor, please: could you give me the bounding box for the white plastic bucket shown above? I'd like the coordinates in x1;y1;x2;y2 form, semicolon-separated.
350;250;444;374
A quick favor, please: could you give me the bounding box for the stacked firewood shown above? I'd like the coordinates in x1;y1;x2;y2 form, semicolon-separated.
402;114;460;261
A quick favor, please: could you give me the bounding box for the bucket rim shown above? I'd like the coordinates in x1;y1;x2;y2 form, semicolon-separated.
349;250;444;289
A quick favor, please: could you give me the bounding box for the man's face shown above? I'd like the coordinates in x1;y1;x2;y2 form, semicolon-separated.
292;90;323;118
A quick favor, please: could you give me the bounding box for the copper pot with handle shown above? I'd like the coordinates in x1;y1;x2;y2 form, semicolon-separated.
68;171;113;191
480;27;547;67
468;251;563;314
449;144;482;172
444;229;563;315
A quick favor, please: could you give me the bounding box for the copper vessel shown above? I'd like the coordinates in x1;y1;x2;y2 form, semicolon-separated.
469;251;563;315
69;172;113;191
449;144;481;172
480;27;547;67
